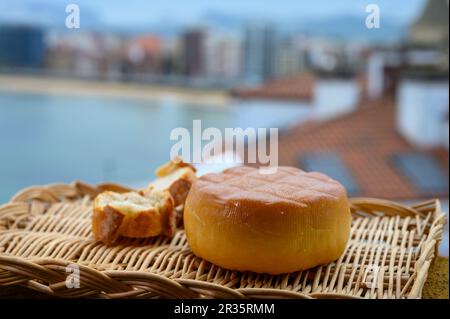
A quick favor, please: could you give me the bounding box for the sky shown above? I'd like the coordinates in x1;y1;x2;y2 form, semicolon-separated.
0;0;427;29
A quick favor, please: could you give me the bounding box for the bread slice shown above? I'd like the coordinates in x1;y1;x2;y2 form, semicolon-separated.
148;157;196;207
155;156;196;177
92;158;196;244
92;189;175;244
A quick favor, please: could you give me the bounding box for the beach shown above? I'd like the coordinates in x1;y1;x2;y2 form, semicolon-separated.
0;74;231;107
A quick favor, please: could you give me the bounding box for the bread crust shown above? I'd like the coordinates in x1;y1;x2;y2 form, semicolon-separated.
92;204;125;244
148;162;197;207
155;156;196;177
163;169;196;206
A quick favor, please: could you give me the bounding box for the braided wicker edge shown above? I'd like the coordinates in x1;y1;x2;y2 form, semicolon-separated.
0;181;446;299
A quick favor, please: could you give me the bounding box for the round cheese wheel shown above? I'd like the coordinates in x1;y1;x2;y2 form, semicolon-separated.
184;166;351;274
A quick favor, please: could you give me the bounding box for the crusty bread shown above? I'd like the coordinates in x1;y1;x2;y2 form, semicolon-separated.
148;166;196;207
147;157;196;207
184;166;351;274
92;189;175;244
92;158;196;244
155;156;196;177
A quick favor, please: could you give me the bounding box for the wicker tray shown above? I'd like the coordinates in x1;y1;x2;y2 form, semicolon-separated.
0;181;446;299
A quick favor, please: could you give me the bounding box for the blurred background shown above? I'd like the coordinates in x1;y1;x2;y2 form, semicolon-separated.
0;1;448;254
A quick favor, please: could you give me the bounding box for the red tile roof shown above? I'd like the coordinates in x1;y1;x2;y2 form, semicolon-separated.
245;96;449;200
231;72;369;103
231;73;315;102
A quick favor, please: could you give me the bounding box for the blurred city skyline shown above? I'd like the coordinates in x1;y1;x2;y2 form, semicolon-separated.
1;0;426;37
3;0;444;89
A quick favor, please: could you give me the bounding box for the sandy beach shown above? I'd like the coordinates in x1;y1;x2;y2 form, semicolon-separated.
0;74;231;107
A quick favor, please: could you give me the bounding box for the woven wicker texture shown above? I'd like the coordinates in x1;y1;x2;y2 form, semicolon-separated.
0;181;446;299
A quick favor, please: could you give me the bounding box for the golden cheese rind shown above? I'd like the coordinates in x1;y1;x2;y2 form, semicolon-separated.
184;166;351;274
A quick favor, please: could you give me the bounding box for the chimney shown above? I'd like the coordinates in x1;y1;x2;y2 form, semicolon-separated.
367;50;404;100
397;69;449;148
313;69;361;119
